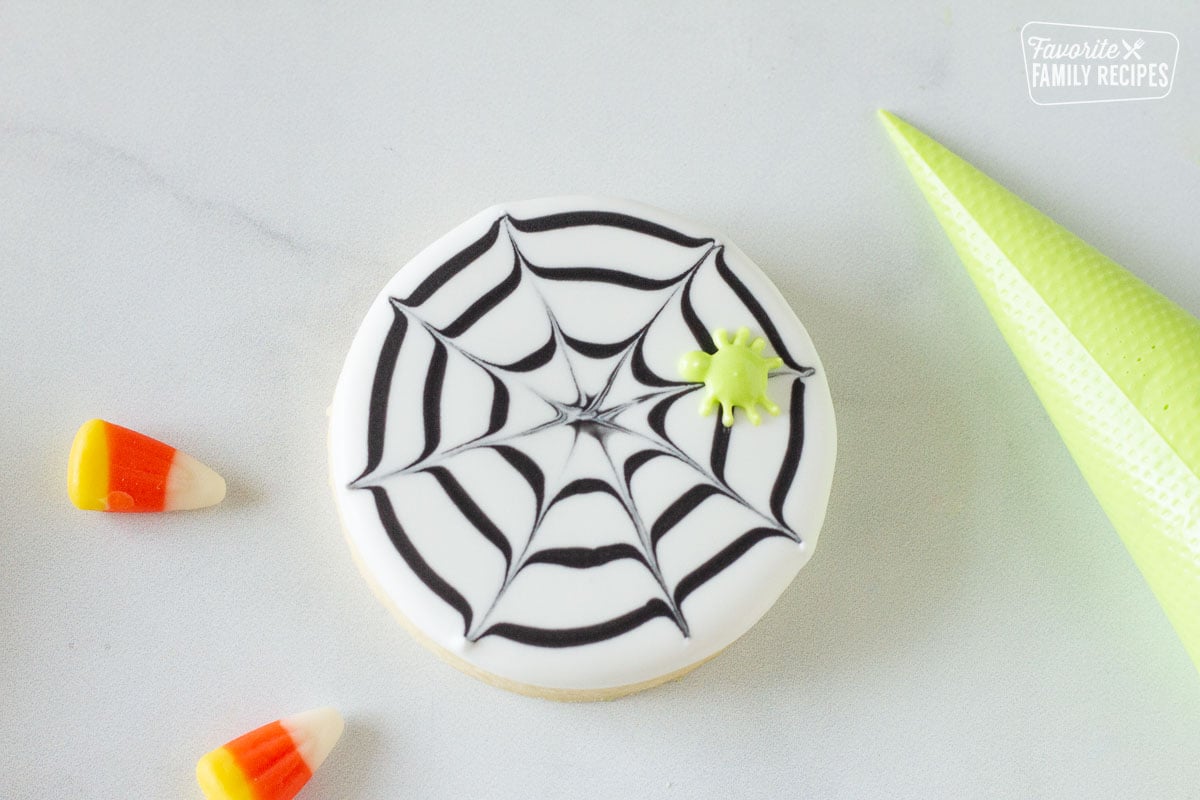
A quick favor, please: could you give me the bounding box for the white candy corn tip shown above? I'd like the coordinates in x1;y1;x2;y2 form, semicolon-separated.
165;450;227;510
280;706;345;772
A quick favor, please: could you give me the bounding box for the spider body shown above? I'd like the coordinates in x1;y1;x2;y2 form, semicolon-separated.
678;327;784;427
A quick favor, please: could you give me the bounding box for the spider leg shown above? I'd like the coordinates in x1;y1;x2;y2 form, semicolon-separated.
733;327;751;346
765;356;784;371
712;328;731;349
760;396;781;416
750;337;766;353
721;403;735;427
699;393;719;416
744;404;762;426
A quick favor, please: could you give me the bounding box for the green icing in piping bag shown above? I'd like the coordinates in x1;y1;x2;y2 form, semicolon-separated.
880;110;1200;674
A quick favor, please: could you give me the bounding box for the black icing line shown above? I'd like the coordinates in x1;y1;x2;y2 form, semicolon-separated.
436;245;523;339
622;448;669;487
482;330;557;372
631;334;686;388
366;486;474;636
521;543;649;571
680;267;714;352
524;262;690;291
646;388;686;441
412;338;447;466
713;248;812;373
673;527;794;608
422;466;513;572
507;210;714;249
561;329;642;360
769;379;806;527
484;374;509;437
545;477;623;512
649;484;724;555
475;598;676;648
709;414;731;486
397;217;504;308
491;444;546;519
353;303;408;484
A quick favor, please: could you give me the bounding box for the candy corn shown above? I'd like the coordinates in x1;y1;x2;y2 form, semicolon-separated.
66;419;226;512
881;110;1200;674
196;707;345;800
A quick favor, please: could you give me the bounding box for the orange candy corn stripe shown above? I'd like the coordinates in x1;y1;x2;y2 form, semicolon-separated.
196;708;344;800
67;419;226;512
204;722;312;800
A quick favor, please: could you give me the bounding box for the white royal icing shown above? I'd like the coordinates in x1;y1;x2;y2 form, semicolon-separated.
329;197;836;692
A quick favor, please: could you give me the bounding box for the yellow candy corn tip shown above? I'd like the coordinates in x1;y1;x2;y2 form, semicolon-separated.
196;747;255;800
67;419;109;511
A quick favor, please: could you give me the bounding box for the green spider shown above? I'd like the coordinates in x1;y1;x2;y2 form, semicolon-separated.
677;327;784;427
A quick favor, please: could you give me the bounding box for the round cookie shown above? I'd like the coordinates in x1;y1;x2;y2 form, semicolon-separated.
328;197;836;699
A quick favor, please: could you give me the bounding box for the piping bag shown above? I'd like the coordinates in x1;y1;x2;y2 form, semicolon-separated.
879;110;1200;674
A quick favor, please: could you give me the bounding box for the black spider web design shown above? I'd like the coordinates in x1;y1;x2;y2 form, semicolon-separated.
349;210;816;648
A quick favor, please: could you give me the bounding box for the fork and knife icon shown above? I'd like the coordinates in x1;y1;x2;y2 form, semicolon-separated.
1122;38;1145;60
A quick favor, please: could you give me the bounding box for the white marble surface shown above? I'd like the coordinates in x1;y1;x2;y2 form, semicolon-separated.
2;2;1199;798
